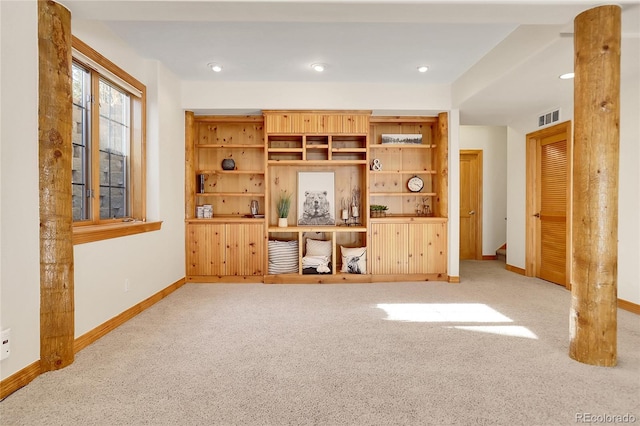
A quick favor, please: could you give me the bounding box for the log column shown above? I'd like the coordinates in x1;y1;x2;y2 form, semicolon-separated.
38;0;74;371
570;5;620;366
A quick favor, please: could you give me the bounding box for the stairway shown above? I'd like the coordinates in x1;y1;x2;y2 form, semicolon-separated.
496;244;507;262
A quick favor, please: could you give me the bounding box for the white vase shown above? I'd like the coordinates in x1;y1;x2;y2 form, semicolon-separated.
278;217;288;228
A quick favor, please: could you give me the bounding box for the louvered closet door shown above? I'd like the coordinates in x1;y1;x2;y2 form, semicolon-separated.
538;135;568;285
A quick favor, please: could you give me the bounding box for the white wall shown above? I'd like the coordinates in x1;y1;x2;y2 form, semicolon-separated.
460;126;508;256
182;81;451;113
0;6;185;380
617;40;640;304
71;20;186;338
505;127;527;270
0;0;41;379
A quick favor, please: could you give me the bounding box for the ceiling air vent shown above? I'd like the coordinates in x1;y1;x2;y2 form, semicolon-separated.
538;109;560;127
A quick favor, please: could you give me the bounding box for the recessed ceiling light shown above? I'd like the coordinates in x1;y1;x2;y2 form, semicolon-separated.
207;62;223;73
417;65;429;73
559;72;574;79
311;63;326;72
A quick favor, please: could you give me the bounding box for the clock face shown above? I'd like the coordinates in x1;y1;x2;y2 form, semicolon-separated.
408;176;424;192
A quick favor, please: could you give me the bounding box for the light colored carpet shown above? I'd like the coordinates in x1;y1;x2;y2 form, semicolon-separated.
1;260;639;426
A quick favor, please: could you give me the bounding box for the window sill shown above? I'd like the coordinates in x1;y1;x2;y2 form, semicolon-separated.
73;221;162;245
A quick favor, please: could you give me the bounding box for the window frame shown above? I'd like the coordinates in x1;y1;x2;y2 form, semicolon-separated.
71;36;161;244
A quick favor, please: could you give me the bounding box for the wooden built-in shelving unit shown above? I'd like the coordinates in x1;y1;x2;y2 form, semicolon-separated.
185;110;449;283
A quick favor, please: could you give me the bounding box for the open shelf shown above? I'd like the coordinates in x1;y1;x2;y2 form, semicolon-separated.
267;225;367;233
196;192;265;197
186;216;265;224
268;160;367;166
197;170;264;174
370;170;436;174
370;192;437;197
369;144;437;149
196;144;264;149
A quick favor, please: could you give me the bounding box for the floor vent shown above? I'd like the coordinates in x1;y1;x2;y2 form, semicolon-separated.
538;109;560;127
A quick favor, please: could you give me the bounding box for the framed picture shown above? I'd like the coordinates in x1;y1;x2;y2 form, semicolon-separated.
381;134;423;145
297;172;335;226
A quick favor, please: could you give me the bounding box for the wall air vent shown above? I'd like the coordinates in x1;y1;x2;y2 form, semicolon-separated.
538;108;561;127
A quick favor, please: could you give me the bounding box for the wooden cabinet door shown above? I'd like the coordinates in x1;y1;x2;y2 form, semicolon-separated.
370;223;407;274
186;224;225;276
407;223;446;274
407;223;429;274
226;223;264;276
421;222;447;274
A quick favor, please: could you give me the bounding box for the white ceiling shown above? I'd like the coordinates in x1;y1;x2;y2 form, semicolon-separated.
60;0;640;125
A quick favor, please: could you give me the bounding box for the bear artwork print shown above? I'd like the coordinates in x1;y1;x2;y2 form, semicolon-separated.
297;171;335;226
299;190;335;225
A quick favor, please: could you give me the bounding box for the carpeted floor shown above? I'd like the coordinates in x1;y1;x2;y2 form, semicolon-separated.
1;260;638;425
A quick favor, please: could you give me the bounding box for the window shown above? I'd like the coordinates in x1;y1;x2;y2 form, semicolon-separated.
72;37;159;244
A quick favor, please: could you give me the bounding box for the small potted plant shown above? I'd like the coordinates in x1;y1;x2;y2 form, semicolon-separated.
277;191;292;227
370;204;388;218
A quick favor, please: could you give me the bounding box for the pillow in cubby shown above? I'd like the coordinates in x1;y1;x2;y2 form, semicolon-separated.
305;238;332;258
340;246;367;274
268;240;299;274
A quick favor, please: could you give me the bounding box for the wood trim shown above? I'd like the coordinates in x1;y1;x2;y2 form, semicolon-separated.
263;110;372;115
72;221;162;245
506;264;526;275
373;273;448;283
448;276;461;283
369;116;439;124
265;274;375;284
74;277;186;353
185;111;195;220
482;255;498;260
618;299;640;315
435;112;449;218
525;133;537;277
187;275;265;284
0;360;41;401
191;115;264;123
72;36;145;93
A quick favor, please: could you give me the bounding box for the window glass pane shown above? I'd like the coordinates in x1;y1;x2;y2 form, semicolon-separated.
72;64;86;105
72;63;90;221
99;149;128;219
98;79;130;219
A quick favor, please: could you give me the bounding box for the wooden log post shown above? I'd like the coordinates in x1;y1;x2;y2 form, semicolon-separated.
570;5;621;366
38;0;74;371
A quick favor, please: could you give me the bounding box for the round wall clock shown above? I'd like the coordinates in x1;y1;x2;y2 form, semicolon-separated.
407;176;424;192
